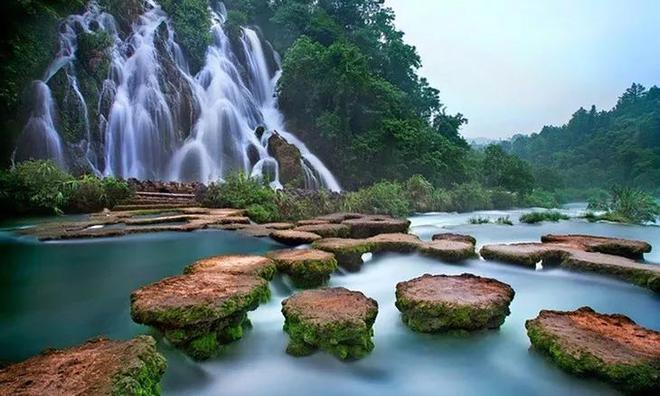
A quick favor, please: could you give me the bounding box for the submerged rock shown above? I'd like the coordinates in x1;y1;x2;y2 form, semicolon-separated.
270;230;322;246
395;274;515;332
525;307;660;394
0;336;166;395
130;273;269;360
184;255;276;280
281;288;378;359
540;234;652;259
267;249;337;288
311;238;373;271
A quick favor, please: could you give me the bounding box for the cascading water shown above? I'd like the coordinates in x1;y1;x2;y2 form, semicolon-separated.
13;0;341;191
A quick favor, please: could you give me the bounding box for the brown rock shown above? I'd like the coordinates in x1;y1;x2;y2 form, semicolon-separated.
419;240;476;262
0;336;166;395
261;222;295;230
268;132;304;188
526;307;660;394
432;232;476;246
267;249;337;287
367;233;422;252
270;230;322;246
184;255;276;280
314;212;364;224
296;219;330;226
541;234;652;259
342;215;411;238
395;273;514;332
294;223;351;238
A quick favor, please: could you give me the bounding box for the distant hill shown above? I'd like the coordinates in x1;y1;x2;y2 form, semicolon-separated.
501;84;660;193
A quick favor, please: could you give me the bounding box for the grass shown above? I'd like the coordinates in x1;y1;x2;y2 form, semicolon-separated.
468;216;491;224
519;211;569;224
495;216;513;225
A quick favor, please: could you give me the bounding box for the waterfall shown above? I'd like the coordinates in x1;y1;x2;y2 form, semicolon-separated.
13;0;341;191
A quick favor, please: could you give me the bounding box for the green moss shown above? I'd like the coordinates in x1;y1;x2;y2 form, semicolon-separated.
273;256;338;288
519;211;570;224
282;307;377;360
159;0;212;74
110;336;167;396
187;333;219;360
395;295;511;332
525;321;659;394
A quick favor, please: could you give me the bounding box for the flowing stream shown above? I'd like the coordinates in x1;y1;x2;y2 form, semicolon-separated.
1;204;658;395
13;1;340;191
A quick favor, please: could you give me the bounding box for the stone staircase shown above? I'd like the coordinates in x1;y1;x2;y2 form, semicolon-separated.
114;191;198;211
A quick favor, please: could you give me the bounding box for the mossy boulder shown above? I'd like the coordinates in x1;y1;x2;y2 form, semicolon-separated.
419;240;476;262
130;273;269;360
395;274;515;332
342;215;411;238
293;223;351;238
267;249;337;288
270;230;322;246
525;307;660;394
268;132;305;188
0;336;166;395
367;232;422;252
312;238;373;271
432;232;477;246
184;255;276;280
281;288;378;360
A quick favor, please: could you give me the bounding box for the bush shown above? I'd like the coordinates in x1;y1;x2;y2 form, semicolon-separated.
524;190;559;208
495;216;513;225
489;189;518;209
449;182;492;212
0;160;73;215
405;175;434;212
468;216;490;224
202;173;280;222
519;211;569;224
66;175;132;213
587;186;659;224
344;181;411;217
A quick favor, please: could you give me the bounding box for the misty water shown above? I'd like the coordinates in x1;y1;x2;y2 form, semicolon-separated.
1;204;658;395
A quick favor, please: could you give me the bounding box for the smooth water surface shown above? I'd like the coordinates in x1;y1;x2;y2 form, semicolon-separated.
1;205;658;395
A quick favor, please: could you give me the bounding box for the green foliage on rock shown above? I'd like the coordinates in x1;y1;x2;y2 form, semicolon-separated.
159;0;212;74
225;10;248;42
0;160;132;216
202;173;279;223
586;186;659;224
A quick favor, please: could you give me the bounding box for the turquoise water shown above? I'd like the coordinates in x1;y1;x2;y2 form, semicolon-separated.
1;205;658;395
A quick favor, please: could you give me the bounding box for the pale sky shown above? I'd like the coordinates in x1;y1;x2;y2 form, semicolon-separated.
386;0;660;138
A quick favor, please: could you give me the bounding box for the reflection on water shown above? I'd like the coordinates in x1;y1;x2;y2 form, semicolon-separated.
0;204;658;395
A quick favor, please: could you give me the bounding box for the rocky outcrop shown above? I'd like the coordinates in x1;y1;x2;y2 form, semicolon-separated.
526;307;660;394
293;223;351;238
0;336;166;395
184;255;276;280
432;233;477;246
281;288;378;359
480;236;659;292
540;234;652;259
130;273;269;360
341;215;411;238
268;132;305;188
267;249;337;287
395;274;515;332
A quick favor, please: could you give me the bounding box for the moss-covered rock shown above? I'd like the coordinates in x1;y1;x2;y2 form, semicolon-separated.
432;232;477;246
130;273;269;360
311;238;373;271
270;229;322;246
268;132;305;188
267;249;337;287
184;254;276;280
525;307;660;394
0;335;166;395
342;215;411;238
540;234;652;259
293;223;350;238
395;274;515;332
281;288;378;360
419;240;476;262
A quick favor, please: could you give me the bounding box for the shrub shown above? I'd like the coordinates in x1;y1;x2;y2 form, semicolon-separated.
0;160;73;215
405;175;434;212
202;173;280;222
587;186;659;224
524;190;559;208
489;189;518;209
519;211;569;224
225;10;248;42
430;189;453;212
344;181;411;217
495;216;513;225
449;182;492;212
66;175;132;213
246;203;279;223
468;216;490;225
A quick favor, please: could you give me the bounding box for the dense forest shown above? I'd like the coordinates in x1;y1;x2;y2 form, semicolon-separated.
502;84;660;194
0;0;657;218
